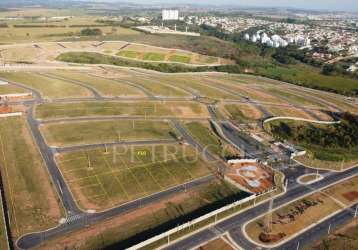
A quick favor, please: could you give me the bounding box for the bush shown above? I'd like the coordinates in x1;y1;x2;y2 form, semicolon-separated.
80;28;102;36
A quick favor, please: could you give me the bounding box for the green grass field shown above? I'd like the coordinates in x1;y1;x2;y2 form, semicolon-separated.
41;120;177;147
50;71;143;97
156;75;239;100
56;144;212;210
0;72;92;99
168;55;191;64
35;101;209;119
0;117;63;238
116;50;139;59
141;52;164;61
0;84;28;95
185;121;234;158
265;88;325;108
122;76;190;97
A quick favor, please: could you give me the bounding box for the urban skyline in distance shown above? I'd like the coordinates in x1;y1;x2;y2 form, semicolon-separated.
113;0;358;12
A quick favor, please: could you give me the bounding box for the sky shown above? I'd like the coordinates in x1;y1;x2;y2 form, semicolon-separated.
126;0;358;12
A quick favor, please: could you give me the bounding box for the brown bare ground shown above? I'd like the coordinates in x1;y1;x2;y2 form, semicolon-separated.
266;106;313;119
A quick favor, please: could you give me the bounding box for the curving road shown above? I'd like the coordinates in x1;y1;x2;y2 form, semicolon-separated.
164;166;358;250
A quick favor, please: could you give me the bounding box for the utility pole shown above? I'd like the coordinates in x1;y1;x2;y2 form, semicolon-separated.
355;204;358;218
264;193;274;233
328;224;331;234
297;241;300;250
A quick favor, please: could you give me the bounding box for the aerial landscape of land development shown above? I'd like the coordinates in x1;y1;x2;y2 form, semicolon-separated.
0;0;357;249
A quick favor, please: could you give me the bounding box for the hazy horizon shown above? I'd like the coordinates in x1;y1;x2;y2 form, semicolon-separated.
120;0;358;12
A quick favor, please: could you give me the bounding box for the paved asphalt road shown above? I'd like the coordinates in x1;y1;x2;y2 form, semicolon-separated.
164;166;358;250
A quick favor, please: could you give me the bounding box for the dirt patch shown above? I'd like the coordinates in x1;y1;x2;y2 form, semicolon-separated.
342;191;358;202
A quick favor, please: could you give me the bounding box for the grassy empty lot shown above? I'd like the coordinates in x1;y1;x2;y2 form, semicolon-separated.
50;71;143;97
121;76;190;97
0;117;63;238
0;72;92;99
142;52;165;61
193;75;282;103
0;14;139;43
223;104;263;122
185;121;236;159
35;101;209;119
156;75;239;100
56;144;212;210
116;50;139;59
0;84;28;95
41;120;177;147
246;175;358;246
265;88;325;108
168;54;191;64
265;106;313;119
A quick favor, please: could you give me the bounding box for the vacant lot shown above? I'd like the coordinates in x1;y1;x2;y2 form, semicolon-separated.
0;117;63;238
223;104;263;122
120;76;190;97
0;15;138;43
156;75;239;100
265;106;313;119
169;54;191;64
0;72;92;99
264;88;325;108
185;121;237;158
49;71;143;97
41;120;177;147
0;84;28;95
246;175;358;246
35;101;209;119
56;144;212;210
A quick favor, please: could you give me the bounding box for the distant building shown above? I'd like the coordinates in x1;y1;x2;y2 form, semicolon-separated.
162;10;179;21
244;33;250;41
